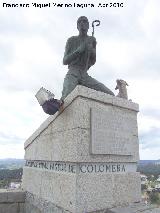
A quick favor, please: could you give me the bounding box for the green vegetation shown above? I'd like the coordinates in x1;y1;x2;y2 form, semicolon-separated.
0;168;23;180
149;192;160;205
0;168;23;189
138;161;160;205
0;159;23;189
0;179;9;188
137;163;160;177
149;181;157;189
0;164;7;169
141;184;147;191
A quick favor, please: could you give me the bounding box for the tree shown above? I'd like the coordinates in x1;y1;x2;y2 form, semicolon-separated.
149;192;160;205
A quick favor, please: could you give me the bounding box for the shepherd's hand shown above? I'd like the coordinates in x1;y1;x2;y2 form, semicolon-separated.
76;42;86;54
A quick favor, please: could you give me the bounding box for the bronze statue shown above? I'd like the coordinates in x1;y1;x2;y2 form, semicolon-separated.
61;16;114;101
36;16;115;115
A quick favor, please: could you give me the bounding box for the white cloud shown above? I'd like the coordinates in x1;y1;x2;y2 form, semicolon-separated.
139;144;160;160
139;0;160;40
0;144;25;159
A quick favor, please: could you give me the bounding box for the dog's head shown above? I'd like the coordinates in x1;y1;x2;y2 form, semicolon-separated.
115;79;129;90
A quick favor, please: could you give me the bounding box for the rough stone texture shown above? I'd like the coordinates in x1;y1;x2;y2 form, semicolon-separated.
23;166;140;212
24;86;139;163
25;192;70;213
0;191;8;203
0;189;25;213
22;86;140;213
0;203;19;213
109;202;160;213
25;192;160;213
91;107;138;155
23;167;76;212
7;190;25;203
19;203;26;213
75;172;140;212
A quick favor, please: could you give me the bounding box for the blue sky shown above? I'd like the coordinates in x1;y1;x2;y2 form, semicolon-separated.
0;0;160;159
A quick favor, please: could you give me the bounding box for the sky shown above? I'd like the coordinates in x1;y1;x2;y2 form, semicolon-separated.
0;0;160;160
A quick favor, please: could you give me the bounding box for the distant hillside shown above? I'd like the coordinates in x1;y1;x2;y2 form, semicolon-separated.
0;159;24;170
138;160;160;176
138;160;160;165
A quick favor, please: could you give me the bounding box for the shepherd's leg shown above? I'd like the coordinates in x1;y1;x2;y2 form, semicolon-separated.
61;73;79;100
82;74;115;96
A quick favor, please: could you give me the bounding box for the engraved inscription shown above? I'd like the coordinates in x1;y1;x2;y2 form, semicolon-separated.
79;164;126;173
25;160;137;174
25;161;76;173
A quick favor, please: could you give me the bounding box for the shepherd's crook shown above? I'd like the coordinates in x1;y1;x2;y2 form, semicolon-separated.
92;20;100;36
84;19;101;72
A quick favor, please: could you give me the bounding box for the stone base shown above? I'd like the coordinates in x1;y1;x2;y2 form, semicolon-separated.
0;190;159;213
25;192;160;213
25;192;68;213
22;86;141;213
23;166;140;212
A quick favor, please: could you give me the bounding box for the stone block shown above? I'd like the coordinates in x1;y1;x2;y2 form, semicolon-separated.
25;192;70;213
22;168;42;196
91;107;138;156
23;167;76;212
23;164;141;213
19;203;26;213
0;189;25;203
23;86;140;213
25;202;41;213
0;203;18;213
25;123;138;163
0;191;8;203
75;172;141;213
24;86;138;149
7;190;25;203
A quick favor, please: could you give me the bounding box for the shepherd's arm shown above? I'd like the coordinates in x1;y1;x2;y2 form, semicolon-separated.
88;37;97;68
63;37;80;65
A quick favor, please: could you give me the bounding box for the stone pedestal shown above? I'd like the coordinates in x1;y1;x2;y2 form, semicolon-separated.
22;85;141;213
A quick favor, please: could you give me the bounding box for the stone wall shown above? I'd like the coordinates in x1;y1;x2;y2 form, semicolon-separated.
0;189;25;213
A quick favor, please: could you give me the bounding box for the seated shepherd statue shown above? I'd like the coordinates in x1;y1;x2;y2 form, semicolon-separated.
61;16;114;101
36;16;115;115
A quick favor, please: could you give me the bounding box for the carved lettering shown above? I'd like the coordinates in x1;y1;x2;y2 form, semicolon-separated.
117;164;121;172
106;165;111;172
50;163;54;170
69;164;76;173
87;165;93;173
122;165;126;172
112;165;116;172
25;161;135;174
99;164;104;172
79;165;86;173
